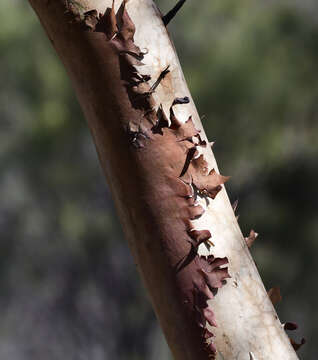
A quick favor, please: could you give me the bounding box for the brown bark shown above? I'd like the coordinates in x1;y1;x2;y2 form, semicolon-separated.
28;1;301;359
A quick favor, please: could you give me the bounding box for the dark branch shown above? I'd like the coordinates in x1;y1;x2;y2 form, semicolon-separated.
162;0;187;26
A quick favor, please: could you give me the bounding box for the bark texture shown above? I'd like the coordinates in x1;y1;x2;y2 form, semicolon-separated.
28;0;301;359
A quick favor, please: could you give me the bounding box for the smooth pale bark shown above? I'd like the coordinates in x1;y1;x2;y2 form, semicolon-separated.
28;1;300;359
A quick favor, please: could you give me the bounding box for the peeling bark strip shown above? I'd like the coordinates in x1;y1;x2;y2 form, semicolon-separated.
285;322;306;351
82;3;229;357
245;229;258;248
268;288;306;352
29;0;302;359
68;2;230;357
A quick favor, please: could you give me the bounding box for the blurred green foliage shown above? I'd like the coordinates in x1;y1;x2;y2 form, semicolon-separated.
0;0;317;358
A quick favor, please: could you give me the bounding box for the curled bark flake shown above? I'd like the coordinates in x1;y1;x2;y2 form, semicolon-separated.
75;2;155;142
169;110;182;129
245;229;258;248
152;106;170;135
113;0;149;63
202;328;217;357
162;0;187;26
118;48;146;63
82;10;99;30
202;307;218;328
169;114;201;145
169;97;190;129
188;229;212;247
191;154;209;175
198;256;229;273
232;199;239;220
96;1;117;38
132;66;170;102
139;73;151;83
129;72;151;86
130;84;156;109
284;323;305;351
115;61;156;125
187;204;205;220
169;113;196;142
290;337;306;351
192;281;217;328
204;169;230;197
232;199;238;213
97;0;149;107
197;256;230;290
180;150;229;200
65;0;89;24
193;281;213;310
172;177;194;199
116;0;135;41
284;322;298;331
268;287;282;306
206;343;217;359
187;168;229;201
180;146;198;177
112;37;145;65
185;194;195;207
189;254;230;357
173;96;190;105
202;328;214;340
175;244;197;273
196;134;207;147
177;116;201;142
190;256;229;359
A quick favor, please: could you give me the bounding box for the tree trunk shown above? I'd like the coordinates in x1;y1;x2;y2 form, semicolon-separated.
28;0;300;359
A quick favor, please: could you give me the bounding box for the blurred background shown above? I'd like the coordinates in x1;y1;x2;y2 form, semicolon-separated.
0;0;317;358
